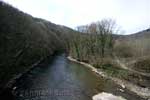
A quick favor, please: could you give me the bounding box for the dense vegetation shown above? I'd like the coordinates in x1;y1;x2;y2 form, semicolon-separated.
68;19;116;65
0;1;74;89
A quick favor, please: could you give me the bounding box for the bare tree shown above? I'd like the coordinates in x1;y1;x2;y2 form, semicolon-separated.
69;19;118;63
86;19;117;57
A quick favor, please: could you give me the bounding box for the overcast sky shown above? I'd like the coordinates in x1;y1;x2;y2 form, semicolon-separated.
2;0;150;34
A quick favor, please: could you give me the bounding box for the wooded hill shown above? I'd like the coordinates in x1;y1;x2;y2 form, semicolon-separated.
0;1;75;89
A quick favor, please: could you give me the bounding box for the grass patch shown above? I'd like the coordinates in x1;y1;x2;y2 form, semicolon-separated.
100;63;129;79
92;58;129;79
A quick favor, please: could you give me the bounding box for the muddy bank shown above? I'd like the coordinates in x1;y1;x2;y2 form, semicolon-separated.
67;56;150;99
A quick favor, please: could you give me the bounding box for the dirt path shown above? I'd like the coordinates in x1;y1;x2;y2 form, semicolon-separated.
114;56;150;77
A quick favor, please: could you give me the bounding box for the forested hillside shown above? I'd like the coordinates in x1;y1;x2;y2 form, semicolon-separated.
0;1;74;90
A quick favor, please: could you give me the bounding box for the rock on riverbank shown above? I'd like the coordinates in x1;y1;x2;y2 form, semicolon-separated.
92;92;126;100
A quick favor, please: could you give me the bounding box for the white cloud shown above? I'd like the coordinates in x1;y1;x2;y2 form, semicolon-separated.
2;0;150;34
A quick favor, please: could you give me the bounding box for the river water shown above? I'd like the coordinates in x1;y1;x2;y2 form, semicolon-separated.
13;54;145;100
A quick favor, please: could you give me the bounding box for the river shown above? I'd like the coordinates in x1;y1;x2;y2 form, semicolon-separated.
12;54;145;100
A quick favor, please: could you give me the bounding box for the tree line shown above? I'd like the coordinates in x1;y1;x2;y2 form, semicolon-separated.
68;19;118;66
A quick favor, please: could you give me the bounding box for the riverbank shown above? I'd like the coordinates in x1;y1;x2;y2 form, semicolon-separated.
0;51;64;93
67;56;150;99
5;58;43;88
0;58;43;99
0;52;60;99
